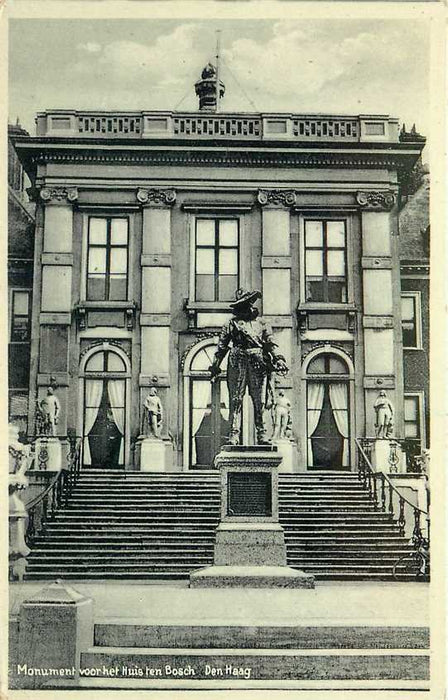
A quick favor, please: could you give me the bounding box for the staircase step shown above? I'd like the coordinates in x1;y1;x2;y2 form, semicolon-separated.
78;647;429;682
94;622;429;650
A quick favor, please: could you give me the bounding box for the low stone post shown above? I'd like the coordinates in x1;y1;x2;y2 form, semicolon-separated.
15;580;94;689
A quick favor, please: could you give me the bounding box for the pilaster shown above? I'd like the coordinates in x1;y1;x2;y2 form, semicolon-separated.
35;187;78;434
138;188;176;436
358;190;402;435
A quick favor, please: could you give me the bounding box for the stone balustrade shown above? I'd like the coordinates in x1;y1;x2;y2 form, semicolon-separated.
35;110;401;143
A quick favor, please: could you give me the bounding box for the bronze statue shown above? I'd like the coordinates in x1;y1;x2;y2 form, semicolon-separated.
374;390;394;439
209;288;288;445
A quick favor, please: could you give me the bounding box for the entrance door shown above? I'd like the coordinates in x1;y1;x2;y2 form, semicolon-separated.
306;353;350;470
87;381;124;468
82;349;127;468
191;378;229;468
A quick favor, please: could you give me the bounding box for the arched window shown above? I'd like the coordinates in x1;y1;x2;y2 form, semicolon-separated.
82;347;128;468
306;352;351;470
186;343;229;469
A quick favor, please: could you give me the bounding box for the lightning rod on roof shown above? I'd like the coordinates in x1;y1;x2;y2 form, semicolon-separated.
215;30;221;113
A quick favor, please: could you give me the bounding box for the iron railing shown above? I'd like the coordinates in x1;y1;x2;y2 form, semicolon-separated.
25;437;82;546
356;438;429;550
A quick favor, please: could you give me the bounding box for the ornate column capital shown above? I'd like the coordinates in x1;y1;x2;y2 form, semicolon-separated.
137;188;176;206
39;186;78;204
356;190;396;210
257;189;297;207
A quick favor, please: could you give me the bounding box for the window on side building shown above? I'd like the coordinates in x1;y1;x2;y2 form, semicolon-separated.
10;289;31;342
304;219;347;303
401;292;421;349
195;218;239;302
404;394;423;440
87;217;129;301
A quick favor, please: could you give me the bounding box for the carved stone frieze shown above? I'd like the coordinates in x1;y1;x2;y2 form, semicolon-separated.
258;189;297;207
356;191;396;210
39;187;78;203
137;188;176;206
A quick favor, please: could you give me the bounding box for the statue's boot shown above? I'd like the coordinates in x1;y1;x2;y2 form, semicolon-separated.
228;431;240;446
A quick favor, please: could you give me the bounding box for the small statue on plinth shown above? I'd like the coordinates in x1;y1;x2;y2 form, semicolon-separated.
374;390;394;439
142;388;163;439
36;387;61;437
209;288;288;445
272;390;291;441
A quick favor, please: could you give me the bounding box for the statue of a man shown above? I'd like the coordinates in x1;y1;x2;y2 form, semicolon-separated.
38;387;61;437
142;388;163;439
374;390;394;439
272;390;291;441
209;288;288;445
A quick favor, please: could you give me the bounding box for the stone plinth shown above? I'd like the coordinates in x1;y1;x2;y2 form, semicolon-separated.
190;445;315;589
136;437;173;472
371;439;406;474
36;437;62;471
273;439;295;472
15;579;93;689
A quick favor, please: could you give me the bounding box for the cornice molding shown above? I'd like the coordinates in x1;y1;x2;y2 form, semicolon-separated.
258;189;297;207
356;190;396;210
29;150;408;170
136;187;176;206
39;186;78;204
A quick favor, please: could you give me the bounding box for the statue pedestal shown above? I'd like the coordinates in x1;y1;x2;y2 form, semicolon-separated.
371;439;406;474
273;439;295;473
190;446;314;589
136;437;173;472
35;437;62;471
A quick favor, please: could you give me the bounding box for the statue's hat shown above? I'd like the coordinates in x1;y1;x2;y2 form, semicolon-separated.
230;288;261;308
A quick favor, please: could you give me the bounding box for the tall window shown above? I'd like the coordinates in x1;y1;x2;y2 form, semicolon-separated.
195;218;239;302
404;394;422;439
306;353;350;469
304;220;347;303
87;217;129;301
401;293;421;348
10;290;31;342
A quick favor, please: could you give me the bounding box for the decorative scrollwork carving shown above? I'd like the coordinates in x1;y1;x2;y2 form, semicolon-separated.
257;189;297;207
356;190;396;210
39;187;78;203
137;188;176;205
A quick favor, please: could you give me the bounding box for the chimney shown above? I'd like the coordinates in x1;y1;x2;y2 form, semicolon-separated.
194;63;225;112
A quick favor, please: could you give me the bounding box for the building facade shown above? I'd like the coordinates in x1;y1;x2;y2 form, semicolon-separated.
12;74;426;472
8;122;35;438
399;168;430;463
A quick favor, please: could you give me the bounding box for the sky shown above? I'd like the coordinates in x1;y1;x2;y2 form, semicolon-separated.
9;18;429;151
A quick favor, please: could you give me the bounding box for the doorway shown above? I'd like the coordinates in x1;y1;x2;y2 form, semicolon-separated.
81;346;128;469
306;353;351;470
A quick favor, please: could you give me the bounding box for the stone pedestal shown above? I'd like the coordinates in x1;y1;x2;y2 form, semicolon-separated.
136;437;173;472
36;437;62;471
15;579;93;689
190;446;314;589
273;439;295;473
371;439;406;474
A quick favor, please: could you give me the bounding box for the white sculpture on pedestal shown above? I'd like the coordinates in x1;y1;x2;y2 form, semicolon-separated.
374;390;394;439
142;388;163;439
272;390;291;441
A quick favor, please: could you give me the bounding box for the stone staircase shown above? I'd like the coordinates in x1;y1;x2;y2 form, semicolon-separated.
25;470;414;581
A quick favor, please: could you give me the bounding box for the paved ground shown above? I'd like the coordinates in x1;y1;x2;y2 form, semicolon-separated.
10;580;429;626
